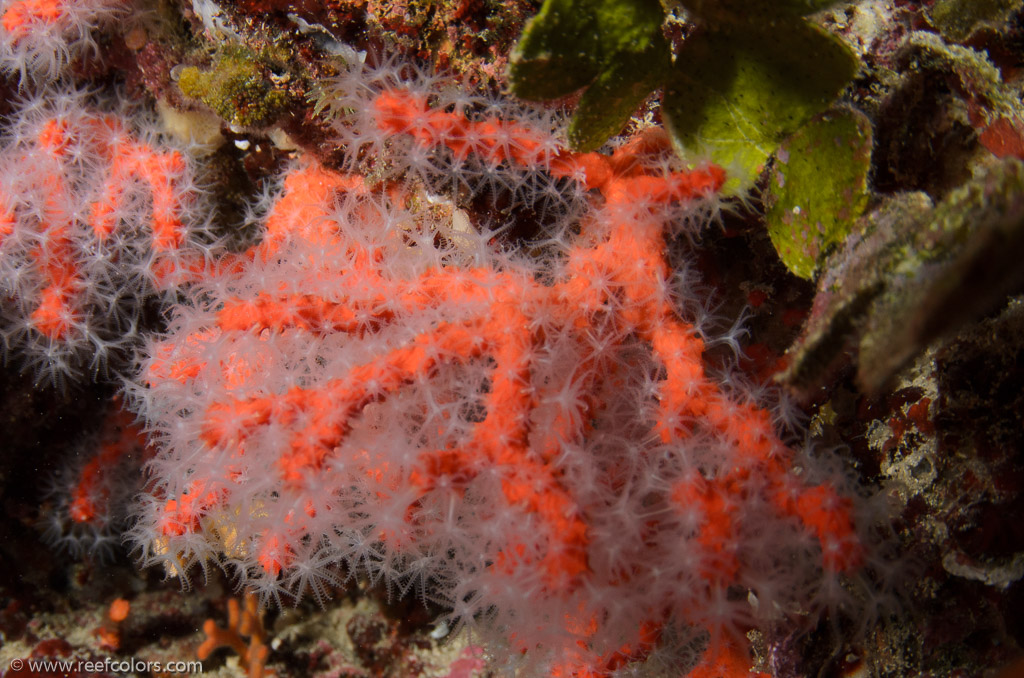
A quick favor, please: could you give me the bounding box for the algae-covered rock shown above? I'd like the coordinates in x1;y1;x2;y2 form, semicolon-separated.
783;159;1024;395
177;44;293;129
928;0;1024;43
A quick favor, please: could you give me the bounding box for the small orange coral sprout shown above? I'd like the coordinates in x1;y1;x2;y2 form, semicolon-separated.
198;594;271;678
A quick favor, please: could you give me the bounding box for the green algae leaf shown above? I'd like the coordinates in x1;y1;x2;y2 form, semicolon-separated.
509;0;669;151
569;47;668;150
662;21;858;191
680;0;845;23
764;108;872;280
929;0;1024;42
507;0;601;101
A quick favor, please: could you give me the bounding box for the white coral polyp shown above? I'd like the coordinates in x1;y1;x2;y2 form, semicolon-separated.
0;0;124;84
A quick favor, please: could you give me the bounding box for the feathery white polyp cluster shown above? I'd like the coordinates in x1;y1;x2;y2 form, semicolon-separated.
0;89;214;384
121;58;880;677
0;0;124;84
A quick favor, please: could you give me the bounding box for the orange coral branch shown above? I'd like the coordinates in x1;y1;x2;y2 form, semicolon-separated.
198;594;271;678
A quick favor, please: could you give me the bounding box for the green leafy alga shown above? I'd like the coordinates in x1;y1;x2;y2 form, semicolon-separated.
509;0;858;190
764;108;873;279
508;0;669;152
662;19;858;190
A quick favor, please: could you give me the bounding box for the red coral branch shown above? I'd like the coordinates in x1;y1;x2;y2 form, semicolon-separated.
135;83;865;676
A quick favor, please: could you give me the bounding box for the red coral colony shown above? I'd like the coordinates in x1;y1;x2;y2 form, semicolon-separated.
1;0;1023;677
